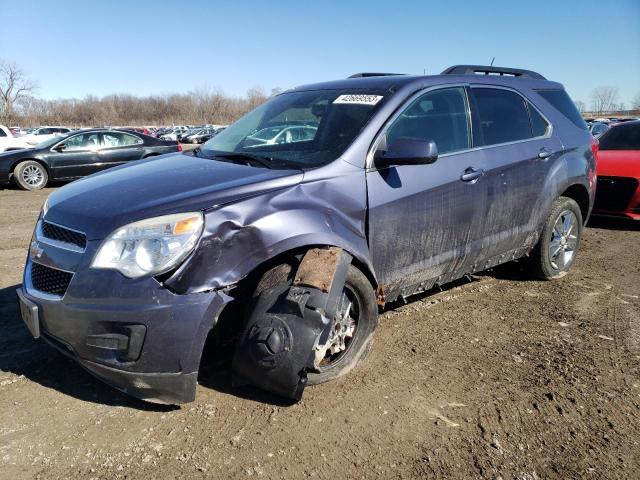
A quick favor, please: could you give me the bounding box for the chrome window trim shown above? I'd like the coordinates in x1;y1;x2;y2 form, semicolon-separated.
36;219;86;253
366;83;555;169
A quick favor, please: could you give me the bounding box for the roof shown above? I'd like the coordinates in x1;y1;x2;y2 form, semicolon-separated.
291;72;562;94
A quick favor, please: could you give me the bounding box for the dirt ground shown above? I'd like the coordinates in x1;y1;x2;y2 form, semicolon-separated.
1;186;639;480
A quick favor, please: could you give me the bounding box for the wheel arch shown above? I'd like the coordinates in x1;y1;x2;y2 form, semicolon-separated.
561;183;590;222
10;158;51;182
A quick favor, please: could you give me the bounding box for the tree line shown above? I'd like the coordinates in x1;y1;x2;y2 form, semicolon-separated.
2;58;639;126
1;59;272;127
13;87;271;127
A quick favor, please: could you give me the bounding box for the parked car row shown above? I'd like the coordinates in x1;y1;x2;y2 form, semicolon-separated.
152;125;227;143
0;128;181;190
585;117;640;138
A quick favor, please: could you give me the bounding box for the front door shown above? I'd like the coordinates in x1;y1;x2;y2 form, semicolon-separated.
46;131;101;179
366;86;487;299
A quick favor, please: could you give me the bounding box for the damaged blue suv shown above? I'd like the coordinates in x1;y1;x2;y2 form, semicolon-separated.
17;65;597;404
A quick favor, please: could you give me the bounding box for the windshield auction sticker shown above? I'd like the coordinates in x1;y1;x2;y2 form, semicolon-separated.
333;94;383;105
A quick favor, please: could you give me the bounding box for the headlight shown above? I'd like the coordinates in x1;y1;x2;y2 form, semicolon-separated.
92;212;204;278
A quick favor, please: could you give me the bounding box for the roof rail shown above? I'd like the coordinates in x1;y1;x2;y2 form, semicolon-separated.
348;72;403;78
441;65;546;80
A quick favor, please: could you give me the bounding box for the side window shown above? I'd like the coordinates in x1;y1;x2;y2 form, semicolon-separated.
528;105;549;137
38;128;53;135
103;132;142;147
473;88;532;145
386;87;471;155
121;133;142;145
62;132;100;151
0;129;6;137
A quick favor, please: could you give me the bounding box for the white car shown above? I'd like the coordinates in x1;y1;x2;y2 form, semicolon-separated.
159;126;190;141
244;125;318;148
21;126;72;146
0;125;30;152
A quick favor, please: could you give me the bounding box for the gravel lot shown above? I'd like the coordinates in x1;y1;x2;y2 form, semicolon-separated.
1;185;639;479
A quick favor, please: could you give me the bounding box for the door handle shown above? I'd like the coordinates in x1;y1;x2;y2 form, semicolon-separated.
460;167;484;183
538;147;554;159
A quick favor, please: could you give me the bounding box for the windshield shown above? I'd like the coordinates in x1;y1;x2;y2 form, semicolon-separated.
599;123;640;150
200;89;387;169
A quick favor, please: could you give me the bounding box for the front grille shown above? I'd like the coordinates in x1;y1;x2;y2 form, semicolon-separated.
594;176;638;212
42;221;87;249
31;262;73;297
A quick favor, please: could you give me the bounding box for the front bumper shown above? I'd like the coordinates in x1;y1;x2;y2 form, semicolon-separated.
20;232;233;404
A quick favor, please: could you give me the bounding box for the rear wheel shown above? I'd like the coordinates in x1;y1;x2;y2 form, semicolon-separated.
249;260;378;385
526;196;583;279
14;161;48;190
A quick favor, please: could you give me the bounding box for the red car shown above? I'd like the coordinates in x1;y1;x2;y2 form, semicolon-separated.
593;120;640;220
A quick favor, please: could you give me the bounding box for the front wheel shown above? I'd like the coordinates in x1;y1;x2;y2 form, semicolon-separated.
526;196;583;279
248;261;378;385
14;161;48;190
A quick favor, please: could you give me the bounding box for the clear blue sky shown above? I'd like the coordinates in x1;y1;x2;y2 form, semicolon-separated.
1;0;639;107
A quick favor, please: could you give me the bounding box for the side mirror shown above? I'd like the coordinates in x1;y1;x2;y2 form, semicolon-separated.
375;137;438;168
53;143;66;152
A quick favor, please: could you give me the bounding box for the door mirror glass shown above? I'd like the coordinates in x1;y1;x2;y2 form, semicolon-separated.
53;143;66;151
375;137;438;168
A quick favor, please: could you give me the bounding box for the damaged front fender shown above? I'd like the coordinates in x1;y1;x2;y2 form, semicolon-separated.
164;160;375;294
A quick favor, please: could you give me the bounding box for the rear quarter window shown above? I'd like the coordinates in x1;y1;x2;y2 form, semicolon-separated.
536;89;587;130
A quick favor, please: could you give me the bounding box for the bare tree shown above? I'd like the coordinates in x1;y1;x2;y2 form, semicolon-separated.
632;92;640;111
574;100;587;113
0;59;38;123
590;86;620;114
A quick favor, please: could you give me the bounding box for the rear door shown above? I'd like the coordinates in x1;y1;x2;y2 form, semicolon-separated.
469;86;562;258
366;86;488;298
97;131;145;170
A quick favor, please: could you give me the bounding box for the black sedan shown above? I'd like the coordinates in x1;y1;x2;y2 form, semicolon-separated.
0;129;181;190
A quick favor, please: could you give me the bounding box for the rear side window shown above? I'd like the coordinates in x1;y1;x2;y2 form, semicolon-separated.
386;87;471;155
0;129;6;137
529;106;550;137
473;88;532;145
103;132;143;147
536;89;587;130
598;123;640;150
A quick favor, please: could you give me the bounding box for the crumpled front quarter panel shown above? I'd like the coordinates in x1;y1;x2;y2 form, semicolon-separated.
165;160;372;294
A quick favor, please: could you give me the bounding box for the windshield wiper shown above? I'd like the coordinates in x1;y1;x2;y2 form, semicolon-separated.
214;152;274;168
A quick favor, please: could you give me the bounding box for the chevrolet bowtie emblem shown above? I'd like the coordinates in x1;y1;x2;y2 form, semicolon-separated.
30;241;44;260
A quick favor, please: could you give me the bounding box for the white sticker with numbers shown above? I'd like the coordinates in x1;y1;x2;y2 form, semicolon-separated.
333;94;383;105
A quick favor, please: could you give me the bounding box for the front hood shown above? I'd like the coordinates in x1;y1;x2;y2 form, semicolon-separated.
45;153;303;240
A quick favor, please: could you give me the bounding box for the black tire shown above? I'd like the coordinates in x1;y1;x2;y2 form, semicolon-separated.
526;196;583;280
249;259;378;385
14;160;48;191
